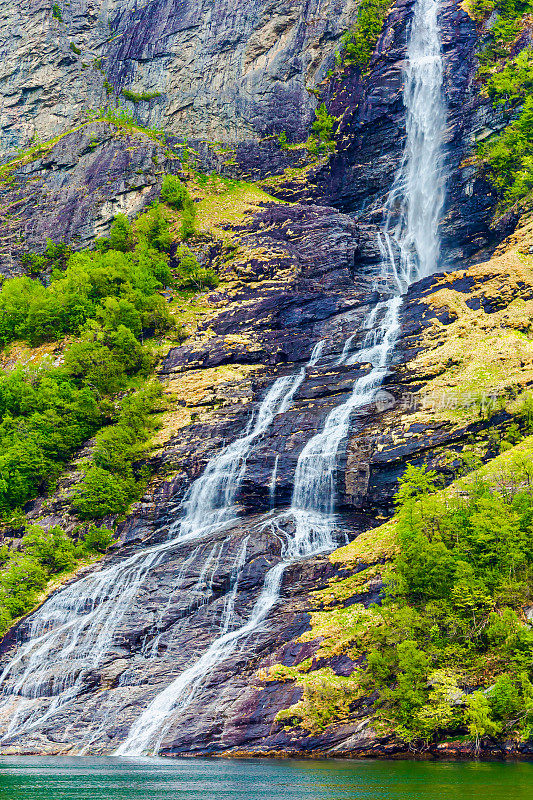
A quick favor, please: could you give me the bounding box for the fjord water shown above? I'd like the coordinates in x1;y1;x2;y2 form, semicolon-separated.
0;0;447;758
1;757;533;800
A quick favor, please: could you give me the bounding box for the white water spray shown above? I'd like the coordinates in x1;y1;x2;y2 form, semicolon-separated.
281;0;447;555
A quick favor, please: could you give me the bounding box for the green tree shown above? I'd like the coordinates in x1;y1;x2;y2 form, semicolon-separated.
71;465;137;519
161;174;187;209
175;245;218;290
180;196;196;240
465;692;500;753
134;203;172;251
107;214;134;252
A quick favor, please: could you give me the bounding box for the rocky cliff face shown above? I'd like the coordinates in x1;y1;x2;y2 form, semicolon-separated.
0;0;527;759
0;0;511;273
0;0;357;156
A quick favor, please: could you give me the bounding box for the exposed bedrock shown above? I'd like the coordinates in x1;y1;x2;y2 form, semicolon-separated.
0;0;358;157
1;198;529;755
263;0;515;266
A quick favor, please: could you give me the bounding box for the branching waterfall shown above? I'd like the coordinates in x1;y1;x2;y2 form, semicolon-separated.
115;0;447;756
0;0;446;756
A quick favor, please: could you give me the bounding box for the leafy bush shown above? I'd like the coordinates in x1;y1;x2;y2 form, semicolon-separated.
161;174;187;209
361;464;533;746
0;367;101;513
473;0;533;206
20;238;72;275
479;82;533;205
180;195;196;240
72;382;162;519
63;325;151;394
306;103;337;155
487;48;533;104
51;3;62;21
82;524;115;553
0;226;173;514
106;213;135;252
469;0;532;23
134;203;172;251
1;241;172;346
175;245;218;290
71;466;137;518
0;192;210;520
0;523;114;637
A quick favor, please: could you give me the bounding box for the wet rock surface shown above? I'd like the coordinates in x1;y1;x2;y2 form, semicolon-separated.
3;207;529;756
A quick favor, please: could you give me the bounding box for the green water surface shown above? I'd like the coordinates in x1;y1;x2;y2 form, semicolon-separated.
0;756;531;800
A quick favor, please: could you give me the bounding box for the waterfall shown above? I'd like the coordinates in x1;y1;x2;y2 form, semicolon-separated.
269;455;280;509
275;0;447;558
0;344;323;747
0;0;446;757
112;0;447;756
381;0;446;290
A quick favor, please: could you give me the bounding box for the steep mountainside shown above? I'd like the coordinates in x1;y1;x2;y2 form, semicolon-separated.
1;0;357;155
1;0;533;759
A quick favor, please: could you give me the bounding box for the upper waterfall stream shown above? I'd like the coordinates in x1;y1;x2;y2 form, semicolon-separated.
0;0;446;756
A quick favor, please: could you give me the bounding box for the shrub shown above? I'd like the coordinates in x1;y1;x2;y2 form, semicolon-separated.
306;103;337;155
361;463;533;746
1;242;173;347
134;203;172;251
180;196;196;240
121;89;161;103
22;525;77;573
107;213;135;252
175;245;218;290
20;238;72;275
71;466;137;518
71;383;162;519
0;367;101;513
96;297;142;336
83;524;115;553
161;174;187;209
52;3;62;21
0;522;115;637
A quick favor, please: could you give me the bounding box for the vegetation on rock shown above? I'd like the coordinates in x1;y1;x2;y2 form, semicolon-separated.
273;446;533;749
72;383;163;519
474;0;533;206
0;169;231;521
306;103;338;155
121;89;162;103
338;0;394;69
0;523;114;638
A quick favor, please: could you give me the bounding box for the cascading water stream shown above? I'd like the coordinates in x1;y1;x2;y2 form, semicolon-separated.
0;0;446;756
0;344;324;745
113;0;447;756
